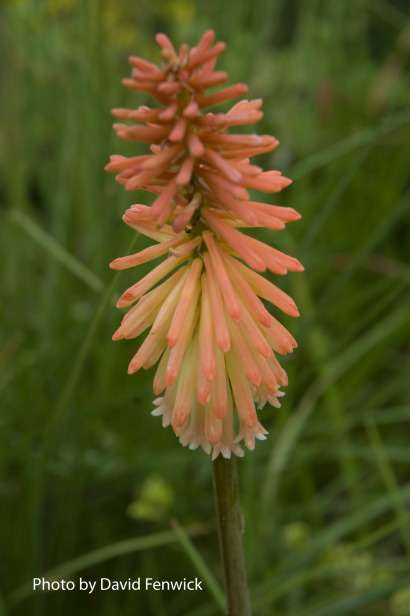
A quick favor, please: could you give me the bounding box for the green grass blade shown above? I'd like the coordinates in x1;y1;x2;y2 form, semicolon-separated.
172;520;225;612
9;209;104;293
292;109;410;179
365;418;410;553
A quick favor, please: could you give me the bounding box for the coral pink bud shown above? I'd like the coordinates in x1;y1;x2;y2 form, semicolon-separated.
128;56;163;75
197;83;248;107
244;170;293;193
159;104;178;121
176;157;194;186
183;100;199;118
151;181;177;224
195;30;215;53
167;259;203;347
190;71;228;89
142;144;182;169
197;367;212;404
188;133;205;157
188;42;226;69
203;148;242;183
110;234;184;270
204;270;231;353
203;233;241;320
155;33;174;51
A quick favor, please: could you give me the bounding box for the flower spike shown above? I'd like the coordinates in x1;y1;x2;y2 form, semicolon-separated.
106;31;303;459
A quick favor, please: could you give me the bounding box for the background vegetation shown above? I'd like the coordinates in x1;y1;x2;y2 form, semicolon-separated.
1;0;410;614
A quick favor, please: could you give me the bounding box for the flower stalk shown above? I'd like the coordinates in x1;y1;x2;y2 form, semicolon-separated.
212;456;251;616
105;28;304;613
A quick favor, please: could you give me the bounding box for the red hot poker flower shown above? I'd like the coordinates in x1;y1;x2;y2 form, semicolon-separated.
106;30;303;458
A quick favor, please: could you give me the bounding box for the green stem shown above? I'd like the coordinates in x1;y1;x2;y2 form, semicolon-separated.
212;456;251;616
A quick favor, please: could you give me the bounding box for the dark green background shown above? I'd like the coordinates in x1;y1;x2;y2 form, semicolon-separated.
1;0;410;614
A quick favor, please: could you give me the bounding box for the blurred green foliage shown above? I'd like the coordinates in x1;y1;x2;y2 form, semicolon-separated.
127;475;174;523
1;0;410;614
